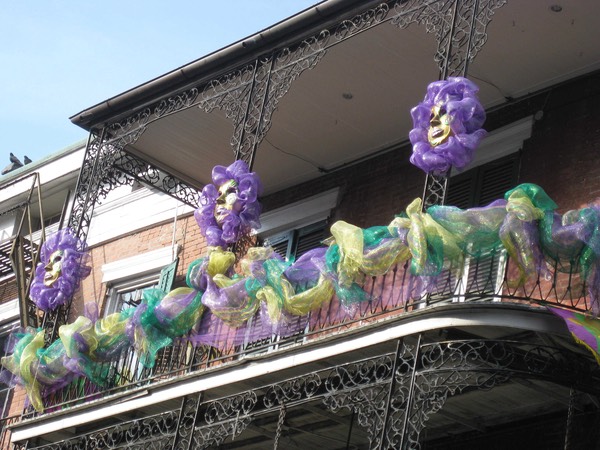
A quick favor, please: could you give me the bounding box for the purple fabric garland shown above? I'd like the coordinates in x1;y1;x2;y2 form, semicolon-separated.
409;77;487;174
29;228;91;312
195;160;262;248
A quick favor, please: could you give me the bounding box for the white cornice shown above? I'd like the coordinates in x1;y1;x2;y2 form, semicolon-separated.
101;245;179;283
256;188;339;237
0;298;18;325
455;116;534;174
88;189;193;247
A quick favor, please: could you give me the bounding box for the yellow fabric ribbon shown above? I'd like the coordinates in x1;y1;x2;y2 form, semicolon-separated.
283;275;334;316
19;330;45;412
389;198;463;276
330;221;365;287
207;248;236;277
506;189;545;222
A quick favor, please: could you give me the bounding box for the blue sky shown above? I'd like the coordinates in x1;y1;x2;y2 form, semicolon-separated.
0;1;318;165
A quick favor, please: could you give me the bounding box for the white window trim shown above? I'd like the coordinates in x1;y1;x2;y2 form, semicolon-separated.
451;115;533;175
0;298;19;328
88;188;193;247
101;245;179;284
104;272;162;315
255;188;339;238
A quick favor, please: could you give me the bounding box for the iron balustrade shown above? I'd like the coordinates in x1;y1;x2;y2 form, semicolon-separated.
17;337;600;449
20;246;593;418
0;415;20;449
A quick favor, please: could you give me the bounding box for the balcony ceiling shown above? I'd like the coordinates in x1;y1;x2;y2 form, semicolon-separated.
75;0;600;196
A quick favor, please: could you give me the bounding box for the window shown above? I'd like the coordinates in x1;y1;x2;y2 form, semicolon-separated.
447;152;520;209
243;220;327;355
0;318;18;419
103;256;179;314
434;121;528;304
104;273;160;314
257;188;337;261
242;190;339;354
449;154;516;301
100;255;179;385
264;220;328;261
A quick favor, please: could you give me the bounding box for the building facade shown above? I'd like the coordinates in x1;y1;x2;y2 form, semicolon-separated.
3;0;600;449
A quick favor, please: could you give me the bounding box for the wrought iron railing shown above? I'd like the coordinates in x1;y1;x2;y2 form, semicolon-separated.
1;172;47;330
22;247;592;418
0;414;20;449
18;337;600;450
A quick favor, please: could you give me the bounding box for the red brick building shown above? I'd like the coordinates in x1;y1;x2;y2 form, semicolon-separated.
3;1;600;449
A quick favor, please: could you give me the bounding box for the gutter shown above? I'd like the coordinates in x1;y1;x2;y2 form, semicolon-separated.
69;0;383;130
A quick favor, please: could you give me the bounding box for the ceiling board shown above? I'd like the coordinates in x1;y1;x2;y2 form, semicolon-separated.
121;0;600;195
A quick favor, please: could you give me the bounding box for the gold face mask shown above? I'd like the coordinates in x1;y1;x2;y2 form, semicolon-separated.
215;180;239;224
427;105;453;147
43;250;65;287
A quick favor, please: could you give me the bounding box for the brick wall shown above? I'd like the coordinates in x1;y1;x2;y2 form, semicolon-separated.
0;279;17;305
7;386;25;417
519;74;600;211
77;213;206;316
262;144;425;230
264;69;600;225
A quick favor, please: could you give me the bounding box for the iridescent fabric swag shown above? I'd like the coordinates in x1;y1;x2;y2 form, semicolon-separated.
4;183;600;411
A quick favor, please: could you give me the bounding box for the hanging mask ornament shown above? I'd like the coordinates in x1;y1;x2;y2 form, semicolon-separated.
196;160;262;249
30;228;91;312
409;77;487;174
43;250;65;286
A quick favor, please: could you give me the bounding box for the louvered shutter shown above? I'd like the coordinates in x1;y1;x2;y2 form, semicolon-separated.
476;154;520;206
442;153;520;303
447;153;519;208
293;221;327;259
158;258;179;292
266;232;292;259
154;257;183;375
263;221;327;261
446;172;477;209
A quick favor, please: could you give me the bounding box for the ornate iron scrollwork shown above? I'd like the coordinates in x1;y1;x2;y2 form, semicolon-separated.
389;339;515;448
192;391;257;449
21;411;179;450
263;372;321;408
171;394;202;450
198;32;330;167
392;0;507;78
16;337;600;449
421;171;449;208
334;3;391;41
323;355;396;449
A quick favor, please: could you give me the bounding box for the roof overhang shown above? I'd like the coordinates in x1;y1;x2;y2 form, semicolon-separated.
70;0;600;196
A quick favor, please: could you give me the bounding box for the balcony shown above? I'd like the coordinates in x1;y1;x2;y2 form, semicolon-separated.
20;244;593;420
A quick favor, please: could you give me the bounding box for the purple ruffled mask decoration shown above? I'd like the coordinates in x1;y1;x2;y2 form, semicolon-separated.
30;228;91;312
409;77;487;174
195;160;262;248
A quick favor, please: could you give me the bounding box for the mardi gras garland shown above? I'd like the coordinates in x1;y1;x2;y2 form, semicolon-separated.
3;183;600;412
409;77;487;174
3;79;598;412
